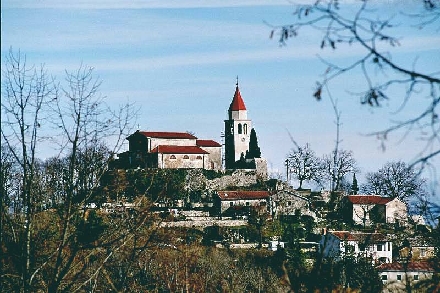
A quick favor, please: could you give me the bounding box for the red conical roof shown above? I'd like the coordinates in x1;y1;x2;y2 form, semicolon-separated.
229;85;246;111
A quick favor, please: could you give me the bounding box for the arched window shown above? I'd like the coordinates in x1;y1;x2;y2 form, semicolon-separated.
238;123;242;134
170;155;176;159
196;155;202;160
183;155;189;159
243;123;248;134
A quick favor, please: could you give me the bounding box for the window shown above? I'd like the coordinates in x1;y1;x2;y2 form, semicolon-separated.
397;275;402;281
414;274;419;281
381;275;388;281
420;248;426;257
230;202;234;207
183;155;189;159
243;124;248;134
377;244;383;251
246;202;250;206
196;155;202;160
170;155;176;159
238;123;242;134
345;245;355;253
388;242;391;251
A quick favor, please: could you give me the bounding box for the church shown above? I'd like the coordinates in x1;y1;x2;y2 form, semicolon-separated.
117;80;265;172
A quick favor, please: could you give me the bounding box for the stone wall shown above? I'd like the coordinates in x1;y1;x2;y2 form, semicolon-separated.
160;219;248;228
254;158;268;180
206;170;258;190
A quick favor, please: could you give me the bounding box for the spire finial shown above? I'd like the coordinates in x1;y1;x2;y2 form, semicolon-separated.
236;76;239;87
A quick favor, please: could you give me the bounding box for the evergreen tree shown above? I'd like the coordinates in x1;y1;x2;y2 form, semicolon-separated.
350;173;359;195
247;128;261;159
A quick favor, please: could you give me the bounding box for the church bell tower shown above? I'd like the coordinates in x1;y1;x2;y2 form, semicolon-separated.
224;79;252;169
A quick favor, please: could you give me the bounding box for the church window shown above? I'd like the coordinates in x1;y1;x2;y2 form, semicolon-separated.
196;155;202;160
243;124;248;134
238;123;242;134
170;155;176;159
183;155;189;159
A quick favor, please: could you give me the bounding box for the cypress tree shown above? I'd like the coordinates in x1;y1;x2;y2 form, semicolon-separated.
350;173;359;195
247;128;261;159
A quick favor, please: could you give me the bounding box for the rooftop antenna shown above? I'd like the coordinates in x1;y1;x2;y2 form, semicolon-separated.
236;76;239;87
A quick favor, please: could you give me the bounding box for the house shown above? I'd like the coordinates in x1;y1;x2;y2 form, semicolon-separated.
399;236;436;261
271;190;316;220
320;231;393;263
214;190;270;216
340;195;407;226
377;261;438;293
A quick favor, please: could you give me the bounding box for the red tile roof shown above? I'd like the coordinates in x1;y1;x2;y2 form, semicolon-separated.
229;86;246;111
331;231;388;242
196;139;221;147
377;261;437;272
138;131;197;139
347;195;393;205
217;191;270;201
150;145;208;154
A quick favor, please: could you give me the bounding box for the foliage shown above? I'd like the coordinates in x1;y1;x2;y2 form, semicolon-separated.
246;128;261;159
350;173;359;195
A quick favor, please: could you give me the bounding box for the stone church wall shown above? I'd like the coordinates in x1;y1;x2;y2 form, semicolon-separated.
159;153;205;169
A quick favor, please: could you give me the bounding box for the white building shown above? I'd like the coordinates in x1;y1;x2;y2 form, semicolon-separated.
320;231;393;263
377;261;437;292
342;195;408;226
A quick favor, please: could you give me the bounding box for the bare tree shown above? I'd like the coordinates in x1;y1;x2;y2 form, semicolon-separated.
286;143;322;189
44;64;136;293
322;149;357;192
270;0;440;170
1;48;56;293
362;161;427;202
1;49;140;292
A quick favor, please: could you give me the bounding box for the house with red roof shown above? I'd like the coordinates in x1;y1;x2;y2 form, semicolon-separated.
320;230;393;263
340;195;407;226
377;261;438;292
117;131;222;170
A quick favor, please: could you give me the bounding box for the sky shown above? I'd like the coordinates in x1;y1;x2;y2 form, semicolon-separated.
1;0;439;192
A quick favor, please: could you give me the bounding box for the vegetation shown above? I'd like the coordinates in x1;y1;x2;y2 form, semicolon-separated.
2;24;439;291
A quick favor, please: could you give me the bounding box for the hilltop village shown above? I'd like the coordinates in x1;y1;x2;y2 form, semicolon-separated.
101;82;439;292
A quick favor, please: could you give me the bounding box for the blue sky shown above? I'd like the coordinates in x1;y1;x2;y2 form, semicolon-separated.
2;0;439;190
